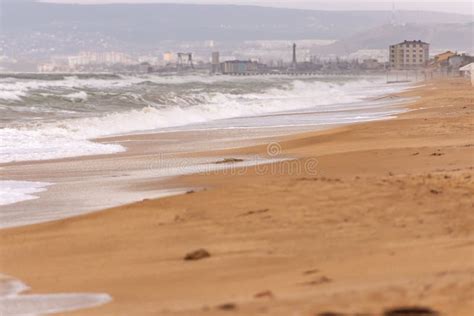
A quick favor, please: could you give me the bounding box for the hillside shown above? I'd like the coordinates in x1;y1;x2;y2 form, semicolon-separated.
2;1;472;41
315;22;474;55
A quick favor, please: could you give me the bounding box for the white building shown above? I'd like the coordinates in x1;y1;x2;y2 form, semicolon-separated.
459;63;474;86
68;51;135;67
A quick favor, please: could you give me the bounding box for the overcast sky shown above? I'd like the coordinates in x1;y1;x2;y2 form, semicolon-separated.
40;0;474;15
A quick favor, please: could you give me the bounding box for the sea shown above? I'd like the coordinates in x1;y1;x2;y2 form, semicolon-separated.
0;73;412;208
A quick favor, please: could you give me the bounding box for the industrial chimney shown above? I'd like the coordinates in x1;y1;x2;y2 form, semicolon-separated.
292;43;297;66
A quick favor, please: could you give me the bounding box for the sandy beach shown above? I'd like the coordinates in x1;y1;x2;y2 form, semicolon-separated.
0;78;473;315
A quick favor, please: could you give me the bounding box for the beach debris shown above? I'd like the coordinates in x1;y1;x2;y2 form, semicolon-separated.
430;189;442;195
240;208;269;216
317;312;346;316
185;190;195;194
302;276;332;286
412;152;420;156
430;150;445;156
184;249;210;261
254;290;274;299
215;158;244;164
217;303;237;310
321;177;342;183
303;269;319;275
298;177;342;183
383;306;438;316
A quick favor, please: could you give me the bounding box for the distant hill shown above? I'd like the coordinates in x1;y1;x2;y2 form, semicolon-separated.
2;1;472;42
315;23;474;55
1;1;472;58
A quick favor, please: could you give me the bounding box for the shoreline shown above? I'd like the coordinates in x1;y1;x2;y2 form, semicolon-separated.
0;82;412;229
0;78;473;315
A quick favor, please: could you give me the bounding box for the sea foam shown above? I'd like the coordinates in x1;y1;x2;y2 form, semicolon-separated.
0;181;52;206
0;275;111;316
0;75;408;164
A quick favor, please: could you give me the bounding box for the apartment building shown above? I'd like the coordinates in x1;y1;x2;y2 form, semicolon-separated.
389;40;429;70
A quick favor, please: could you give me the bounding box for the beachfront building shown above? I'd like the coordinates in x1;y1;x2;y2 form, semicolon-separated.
434;51;456;64
459;63;474;86
389;40;429;70
448;54;474;71
221;60;262;75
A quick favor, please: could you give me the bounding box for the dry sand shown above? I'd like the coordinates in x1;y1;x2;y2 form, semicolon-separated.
0;79;473;316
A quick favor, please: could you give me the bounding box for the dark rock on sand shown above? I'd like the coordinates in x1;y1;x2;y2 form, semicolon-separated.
254;290;274;299
240;208;269;216
384;306;439;316
184;249;210;261
317;312;346;316
217;303;237;310
303;276;332;286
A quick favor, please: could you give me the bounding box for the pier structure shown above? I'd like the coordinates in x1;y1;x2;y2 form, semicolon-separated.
177;53;194;71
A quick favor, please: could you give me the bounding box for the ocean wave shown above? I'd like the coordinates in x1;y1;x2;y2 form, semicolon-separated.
0;90;27;101
0;181;52;206
0;73;373;103
63;91;88;102
0;76;405;163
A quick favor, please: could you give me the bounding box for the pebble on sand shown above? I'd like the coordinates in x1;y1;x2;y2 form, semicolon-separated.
217;303;237;310
184;249;211;261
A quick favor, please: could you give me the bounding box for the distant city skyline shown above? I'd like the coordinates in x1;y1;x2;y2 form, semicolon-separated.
39;0;473;16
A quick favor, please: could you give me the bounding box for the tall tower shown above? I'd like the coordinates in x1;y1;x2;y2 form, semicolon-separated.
292;43;297;66
390;1;399;26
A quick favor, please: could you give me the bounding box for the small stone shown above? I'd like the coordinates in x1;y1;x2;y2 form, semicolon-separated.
254;290;274;299
383;306;438;316
304;276;332;286
217;303;237;310
184;249;210;261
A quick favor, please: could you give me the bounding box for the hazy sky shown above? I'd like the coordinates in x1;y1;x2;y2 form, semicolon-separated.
40;1;474;15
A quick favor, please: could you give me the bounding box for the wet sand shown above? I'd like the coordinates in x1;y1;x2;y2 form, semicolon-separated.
0;79;473;316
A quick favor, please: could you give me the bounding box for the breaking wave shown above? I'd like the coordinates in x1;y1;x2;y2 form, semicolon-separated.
0;74;405;163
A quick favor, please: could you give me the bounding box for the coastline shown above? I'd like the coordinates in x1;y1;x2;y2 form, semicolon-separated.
0;78;473;315
0;78;411;229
